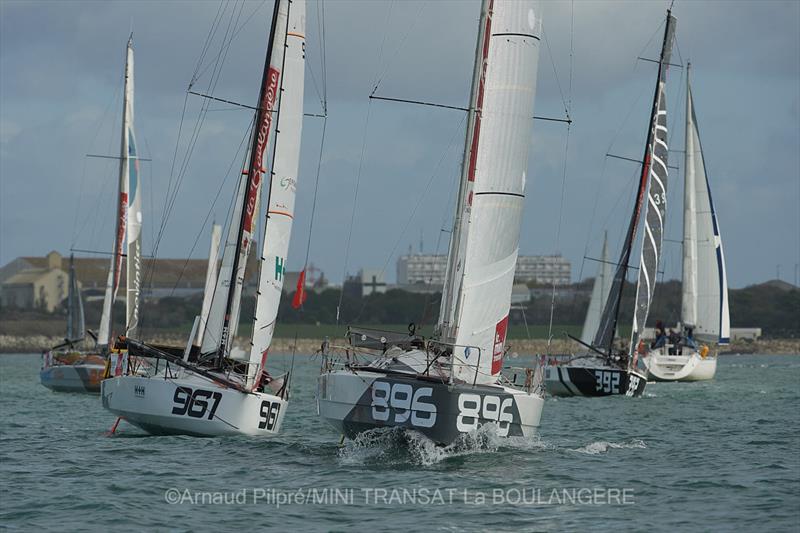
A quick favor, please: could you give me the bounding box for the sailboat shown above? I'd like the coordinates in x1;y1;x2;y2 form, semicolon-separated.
544;9;677;398
40;36;142;393
318;0;546;445
642;63;729;382
101;0;306;436
39;255;105;392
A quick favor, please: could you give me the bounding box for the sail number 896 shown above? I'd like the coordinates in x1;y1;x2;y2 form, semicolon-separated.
371;381;436;428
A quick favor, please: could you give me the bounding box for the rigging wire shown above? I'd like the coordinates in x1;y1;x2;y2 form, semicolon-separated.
335;0;398;326
545;0;575;352
352;111;468;325
300;0;330;279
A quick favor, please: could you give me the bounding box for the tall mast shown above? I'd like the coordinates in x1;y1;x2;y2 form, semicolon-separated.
438;0;493;339
124;35;142;339
98;35;134;349
215;0;283;367
594;10;676;357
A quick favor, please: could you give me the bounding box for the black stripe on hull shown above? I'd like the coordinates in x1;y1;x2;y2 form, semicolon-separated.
545;366;646;398
319;372;541;446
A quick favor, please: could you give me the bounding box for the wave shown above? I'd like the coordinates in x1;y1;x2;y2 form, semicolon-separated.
571;439;647;455
337;425;552;466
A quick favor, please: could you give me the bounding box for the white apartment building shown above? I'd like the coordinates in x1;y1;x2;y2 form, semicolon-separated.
397;254;571;286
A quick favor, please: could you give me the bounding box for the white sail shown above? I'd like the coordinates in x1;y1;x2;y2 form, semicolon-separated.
124;37;142;338
200;175;250;354
200;0;289;359
196;223;222;347
98;37;135;348
684;71;730;344
247;0;306;387
438;0;541;385
581;232;612;344
681;65;698;329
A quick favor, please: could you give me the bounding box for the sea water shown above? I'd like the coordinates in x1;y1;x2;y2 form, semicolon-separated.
1;353;797;531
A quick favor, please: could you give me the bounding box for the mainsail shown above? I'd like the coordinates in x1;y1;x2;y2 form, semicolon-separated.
681;65;730;344
200;0;299;367
438;0;542;384
98;36;136;348
248;0;306;388
65;254;85;342
593;11;676;357
581;232;612;344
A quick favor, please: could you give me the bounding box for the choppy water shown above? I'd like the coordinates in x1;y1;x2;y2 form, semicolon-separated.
1;353;798;531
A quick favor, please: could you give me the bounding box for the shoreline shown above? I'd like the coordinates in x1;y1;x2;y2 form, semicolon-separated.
1;334;798;355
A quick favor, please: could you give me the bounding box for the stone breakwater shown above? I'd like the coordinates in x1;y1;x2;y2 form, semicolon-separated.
2;334;798;355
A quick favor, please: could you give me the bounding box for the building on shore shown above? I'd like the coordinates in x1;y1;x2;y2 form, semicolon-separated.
397;253;571;287
0;251;329;311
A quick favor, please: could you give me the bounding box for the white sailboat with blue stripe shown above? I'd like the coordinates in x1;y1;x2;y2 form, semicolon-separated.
644;63;730;382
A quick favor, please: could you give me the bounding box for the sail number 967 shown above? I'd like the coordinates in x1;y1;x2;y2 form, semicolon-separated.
172;387;222;420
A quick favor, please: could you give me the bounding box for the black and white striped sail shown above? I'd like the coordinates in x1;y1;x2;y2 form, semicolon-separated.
592;12;676;356
681;66;730;344
629;48;672;354
437;0;542;385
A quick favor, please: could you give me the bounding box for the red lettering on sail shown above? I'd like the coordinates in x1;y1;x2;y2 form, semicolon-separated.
243;67;281;235
114;192;128;292
491;314;508;375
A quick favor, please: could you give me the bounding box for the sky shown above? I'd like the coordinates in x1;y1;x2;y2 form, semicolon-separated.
1;0;798;289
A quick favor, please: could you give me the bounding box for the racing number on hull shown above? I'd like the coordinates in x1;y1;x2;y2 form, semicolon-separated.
370;381;436;428
456;394;514;437
594;370;620;394
172;387;222;420
258;401;281;431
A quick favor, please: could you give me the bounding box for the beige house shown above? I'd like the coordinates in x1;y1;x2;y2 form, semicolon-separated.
0;251;70;312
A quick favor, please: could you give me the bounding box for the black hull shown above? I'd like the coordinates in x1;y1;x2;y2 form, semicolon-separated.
544;365;647;397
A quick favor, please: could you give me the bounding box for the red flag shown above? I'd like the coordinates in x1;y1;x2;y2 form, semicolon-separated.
291;269;308;309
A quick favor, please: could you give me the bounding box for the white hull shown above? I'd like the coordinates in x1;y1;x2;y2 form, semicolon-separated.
643;351;717;382
101;372;287;436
